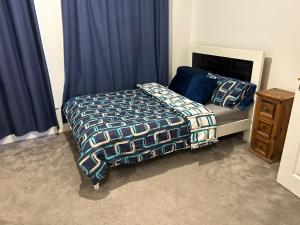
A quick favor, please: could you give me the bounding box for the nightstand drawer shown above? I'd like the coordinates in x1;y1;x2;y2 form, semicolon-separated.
257;120;273;138
260;99;276;119
253;137;271;157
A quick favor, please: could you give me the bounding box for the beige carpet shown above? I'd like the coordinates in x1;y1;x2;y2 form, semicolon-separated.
0;132;299;225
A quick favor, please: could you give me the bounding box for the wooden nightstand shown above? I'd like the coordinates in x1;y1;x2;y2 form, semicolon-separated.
250;88;294;163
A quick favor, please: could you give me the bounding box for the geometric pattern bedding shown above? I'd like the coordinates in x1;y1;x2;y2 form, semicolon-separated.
207;73;255;109
63;83;217;185
137;83;218;149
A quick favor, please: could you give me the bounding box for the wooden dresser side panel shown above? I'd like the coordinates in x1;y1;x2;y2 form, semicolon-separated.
273;99;294;160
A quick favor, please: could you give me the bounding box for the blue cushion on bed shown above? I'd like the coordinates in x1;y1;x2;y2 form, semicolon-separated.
168;70;194;95
207;73;256;110
184;75;218;104
238;84;257;110
169;66;209;95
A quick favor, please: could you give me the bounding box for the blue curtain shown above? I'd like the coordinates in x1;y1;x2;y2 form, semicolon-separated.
61;0;169;107
0;0;58;139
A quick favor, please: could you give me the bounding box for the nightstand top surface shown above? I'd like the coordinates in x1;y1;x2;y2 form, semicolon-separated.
257;88;294;101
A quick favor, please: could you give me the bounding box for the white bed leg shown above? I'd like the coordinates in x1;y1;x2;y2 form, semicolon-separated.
93;183;100;190
243;130;251;143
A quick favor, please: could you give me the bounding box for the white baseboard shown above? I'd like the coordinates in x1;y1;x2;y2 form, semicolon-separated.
0;124;70;145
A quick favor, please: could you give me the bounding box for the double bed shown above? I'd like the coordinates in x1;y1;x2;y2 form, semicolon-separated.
64;45;265;189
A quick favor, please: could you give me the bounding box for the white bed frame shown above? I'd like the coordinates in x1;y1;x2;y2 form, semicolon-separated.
188;45;265;142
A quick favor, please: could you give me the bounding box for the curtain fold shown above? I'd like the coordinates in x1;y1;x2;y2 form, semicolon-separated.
61;0;169;110
0;0;58;139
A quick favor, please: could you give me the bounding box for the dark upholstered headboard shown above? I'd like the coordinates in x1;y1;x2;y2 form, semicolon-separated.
192;53;253;82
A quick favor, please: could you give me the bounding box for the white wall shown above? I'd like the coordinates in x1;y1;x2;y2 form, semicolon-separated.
191;0;300;91
34;0;65;123
169;0;192;78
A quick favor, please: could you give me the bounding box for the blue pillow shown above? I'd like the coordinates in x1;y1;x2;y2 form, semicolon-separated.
184;75;218;104
169;66;209;95
207;73;256;110
238;84;256;110
168;71;194;95
206;73;227;85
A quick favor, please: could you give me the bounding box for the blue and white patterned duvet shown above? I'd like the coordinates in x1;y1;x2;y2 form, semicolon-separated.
63;83;217;185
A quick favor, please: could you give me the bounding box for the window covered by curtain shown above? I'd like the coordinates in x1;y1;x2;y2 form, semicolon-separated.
61;0;169;108
0;0;58;139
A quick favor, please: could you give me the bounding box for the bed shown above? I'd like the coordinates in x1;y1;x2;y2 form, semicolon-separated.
64;45;265;189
